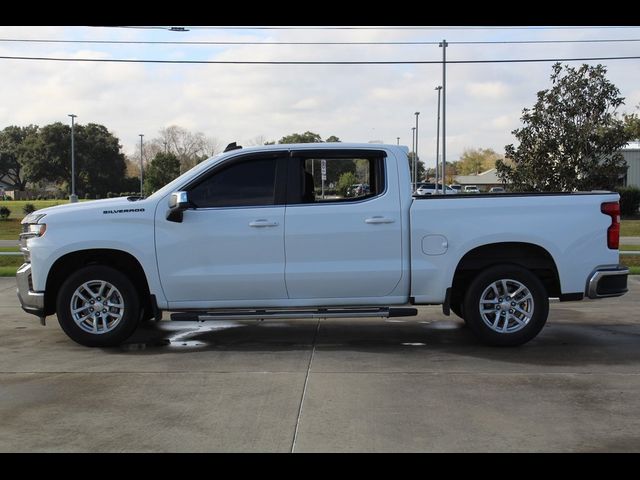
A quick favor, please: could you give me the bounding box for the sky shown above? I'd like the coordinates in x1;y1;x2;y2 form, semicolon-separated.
1;25;639;169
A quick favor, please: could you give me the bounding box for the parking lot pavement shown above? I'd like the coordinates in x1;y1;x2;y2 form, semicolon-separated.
1;276;640;452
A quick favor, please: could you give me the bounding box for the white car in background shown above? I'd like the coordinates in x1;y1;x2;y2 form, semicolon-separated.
463;185;480;193
415;183;459;196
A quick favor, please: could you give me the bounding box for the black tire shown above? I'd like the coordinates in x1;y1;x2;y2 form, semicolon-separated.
463;264;548;347
56;265;141;347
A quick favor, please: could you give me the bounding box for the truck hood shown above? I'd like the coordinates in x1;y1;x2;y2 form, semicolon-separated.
29;197;149;220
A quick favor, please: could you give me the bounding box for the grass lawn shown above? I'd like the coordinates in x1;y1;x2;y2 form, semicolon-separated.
621;245;640;251
0;219;22;240
0;200;69;219
621;219;640;237
0;254;23;276
621;253;640;275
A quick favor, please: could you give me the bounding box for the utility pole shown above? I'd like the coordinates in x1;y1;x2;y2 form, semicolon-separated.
435;85;442;193
414;112;420;189
411;127;416;188
439;39;448;194
68;114;78;203
139;134;144;197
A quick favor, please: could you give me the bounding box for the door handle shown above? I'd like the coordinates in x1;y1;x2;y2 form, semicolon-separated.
365;216;395;224
249;219;279;227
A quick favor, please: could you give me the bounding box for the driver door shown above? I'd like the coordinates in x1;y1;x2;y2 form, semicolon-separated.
154;153;289;307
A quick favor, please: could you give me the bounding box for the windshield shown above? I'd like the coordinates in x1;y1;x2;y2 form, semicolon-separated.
145;151;226;202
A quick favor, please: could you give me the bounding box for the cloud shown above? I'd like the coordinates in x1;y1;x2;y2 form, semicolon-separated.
465;81;511;99
0;25;639;168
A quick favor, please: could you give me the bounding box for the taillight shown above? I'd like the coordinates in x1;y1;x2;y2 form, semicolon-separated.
601;202;620;250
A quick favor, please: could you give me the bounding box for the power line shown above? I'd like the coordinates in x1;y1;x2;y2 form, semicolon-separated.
107;25;640;31
0;54;639;64
3;37;640;46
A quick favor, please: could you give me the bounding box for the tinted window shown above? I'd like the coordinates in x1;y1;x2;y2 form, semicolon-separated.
189;157;277;208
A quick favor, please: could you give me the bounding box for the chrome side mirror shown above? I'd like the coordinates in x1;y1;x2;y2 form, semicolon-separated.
167;191;190;223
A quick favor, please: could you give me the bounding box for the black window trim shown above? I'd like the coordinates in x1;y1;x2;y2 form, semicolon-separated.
286;149;387;206
182;151;289;209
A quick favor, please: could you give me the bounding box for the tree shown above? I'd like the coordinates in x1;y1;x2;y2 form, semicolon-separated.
25;122;127;198
408;152;426;181
278;131;324;144
624;104;640;140
497;63;631;192
325;135;341;142
144;152;181;196
143;125;220;174
336;172;357;197
0;125;39;190
456;148;500;175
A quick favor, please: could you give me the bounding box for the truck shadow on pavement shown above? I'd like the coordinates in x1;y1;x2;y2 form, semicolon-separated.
112;314;640;368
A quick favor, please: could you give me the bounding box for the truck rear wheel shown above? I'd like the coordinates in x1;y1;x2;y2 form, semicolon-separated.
463;264;548;346
56;265;141;347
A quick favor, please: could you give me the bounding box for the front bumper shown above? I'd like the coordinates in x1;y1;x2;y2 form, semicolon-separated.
586;265;629;299
16;263;45;317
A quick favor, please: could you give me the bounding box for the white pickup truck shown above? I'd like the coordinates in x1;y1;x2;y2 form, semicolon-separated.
17;143;628;347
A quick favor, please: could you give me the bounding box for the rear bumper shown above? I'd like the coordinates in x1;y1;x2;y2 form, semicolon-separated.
16;263;45;317
586;265;629;299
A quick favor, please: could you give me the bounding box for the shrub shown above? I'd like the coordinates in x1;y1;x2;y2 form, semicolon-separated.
23;203;36;215
0;206;10;220
616;186;640;217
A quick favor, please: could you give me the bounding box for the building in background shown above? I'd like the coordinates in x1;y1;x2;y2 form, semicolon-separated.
454;168;505;192
622;142;640;188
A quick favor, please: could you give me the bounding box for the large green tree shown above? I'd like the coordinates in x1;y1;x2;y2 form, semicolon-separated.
144;152;181;196
497;63;630;191
25;122;127;197
0;125;39;190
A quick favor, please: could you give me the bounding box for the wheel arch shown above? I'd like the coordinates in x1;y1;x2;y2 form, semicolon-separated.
44;249;151;316
450;242;561;304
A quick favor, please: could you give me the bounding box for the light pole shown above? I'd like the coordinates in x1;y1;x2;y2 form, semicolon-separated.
396;137;400;145
435;86;442;193
414;112;420;189
68;114;78;203
439;39;448;195
411;127;416;188
139;134;144;197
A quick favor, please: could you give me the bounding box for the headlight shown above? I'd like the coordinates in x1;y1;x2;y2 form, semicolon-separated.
25;224;47;237
19;213;47;263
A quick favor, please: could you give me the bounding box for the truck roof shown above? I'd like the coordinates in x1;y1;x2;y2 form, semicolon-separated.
220;142;409;155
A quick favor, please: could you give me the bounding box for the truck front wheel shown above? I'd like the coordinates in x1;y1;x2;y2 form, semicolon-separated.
56;265;141;347
463;264;548;346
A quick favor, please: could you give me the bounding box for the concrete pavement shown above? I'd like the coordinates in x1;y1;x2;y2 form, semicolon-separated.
1;276;640;452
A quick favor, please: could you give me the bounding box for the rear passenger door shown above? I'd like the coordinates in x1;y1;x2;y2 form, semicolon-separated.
284;149;403;300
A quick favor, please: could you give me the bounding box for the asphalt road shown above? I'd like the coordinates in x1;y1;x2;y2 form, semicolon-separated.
1;276;640;452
